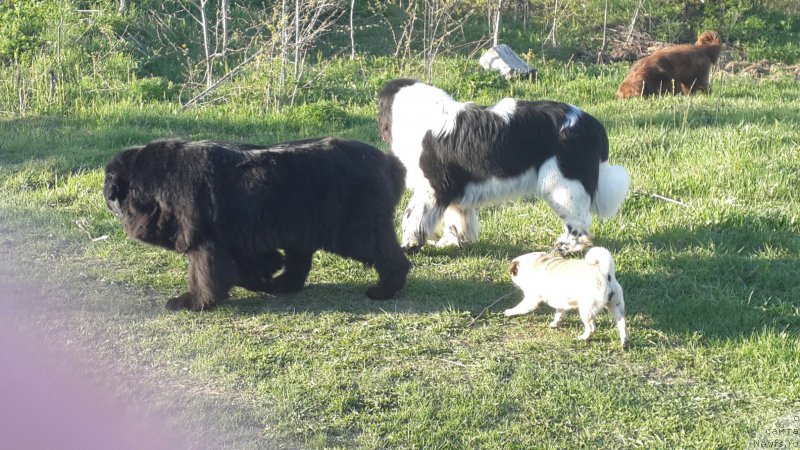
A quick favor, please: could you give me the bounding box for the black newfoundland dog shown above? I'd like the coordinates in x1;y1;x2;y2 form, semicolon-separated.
104;137;410;311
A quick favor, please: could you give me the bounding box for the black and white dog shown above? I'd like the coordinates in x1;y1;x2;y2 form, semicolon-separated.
378;79;630;254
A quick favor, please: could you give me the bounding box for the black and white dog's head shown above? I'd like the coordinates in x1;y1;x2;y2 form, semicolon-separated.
377;78;417;143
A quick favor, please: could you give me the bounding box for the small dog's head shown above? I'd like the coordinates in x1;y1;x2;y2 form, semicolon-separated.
509;252;549;282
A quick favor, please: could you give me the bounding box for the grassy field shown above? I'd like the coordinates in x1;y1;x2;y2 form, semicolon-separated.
1;58;799;448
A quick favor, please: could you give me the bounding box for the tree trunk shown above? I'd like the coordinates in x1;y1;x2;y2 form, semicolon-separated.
221;0;228;65
492;0;503;47
280;0;288;89
199;0;213;89
349;0;356;59
294;0;300;80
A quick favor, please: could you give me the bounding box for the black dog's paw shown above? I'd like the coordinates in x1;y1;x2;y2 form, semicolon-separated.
166;292;215;311
365;286;394;300
269;275;305;294
166;292;194;311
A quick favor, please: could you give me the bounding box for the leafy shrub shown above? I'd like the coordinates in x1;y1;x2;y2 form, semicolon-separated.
0;0;54;63
130;77;179;102
292;100;349;127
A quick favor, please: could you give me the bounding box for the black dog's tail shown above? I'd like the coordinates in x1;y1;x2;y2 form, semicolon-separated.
385;153;407;206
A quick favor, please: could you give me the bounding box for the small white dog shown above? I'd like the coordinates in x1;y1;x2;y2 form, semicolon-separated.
504;247;628;348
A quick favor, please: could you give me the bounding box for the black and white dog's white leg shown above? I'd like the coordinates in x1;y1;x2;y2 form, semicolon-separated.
436;206;479;248
538;160;593;254
553;204;592;255
401;182;446;252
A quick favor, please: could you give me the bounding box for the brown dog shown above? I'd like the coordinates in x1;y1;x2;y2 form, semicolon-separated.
617;31;722;98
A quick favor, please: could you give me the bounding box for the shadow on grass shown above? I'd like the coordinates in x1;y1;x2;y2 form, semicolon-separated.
217;230;799;343
221;209;800;343
223;276;517;317
602;216;800;339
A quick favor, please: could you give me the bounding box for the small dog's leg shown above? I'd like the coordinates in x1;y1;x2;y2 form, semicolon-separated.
549;310;566;328
436;206;479;247
504;296;541;317
401;184;445;252
607;287;628;349
576;308;596;341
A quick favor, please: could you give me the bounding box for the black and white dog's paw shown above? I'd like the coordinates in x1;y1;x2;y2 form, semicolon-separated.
554;232;593;255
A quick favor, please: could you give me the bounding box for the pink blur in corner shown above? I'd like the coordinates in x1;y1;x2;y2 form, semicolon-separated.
0;325;184;450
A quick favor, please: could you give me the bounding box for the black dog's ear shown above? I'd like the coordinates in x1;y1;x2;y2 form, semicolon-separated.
103;170;129;218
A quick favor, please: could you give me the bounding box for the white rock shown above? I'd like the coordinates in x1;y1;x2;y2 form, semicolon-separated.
479;44;536;79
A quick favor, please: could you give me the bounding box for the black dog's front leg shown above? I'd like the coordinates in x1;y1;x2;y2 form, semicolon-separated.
270;249;314;294
235;250;284;293
166;242;238;311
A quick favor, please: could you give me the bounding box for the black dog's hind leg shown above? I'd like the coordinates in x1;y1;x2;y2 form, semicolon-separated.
235;250;284;292
338;222;410;300
166;242;237;311
270;249;314;294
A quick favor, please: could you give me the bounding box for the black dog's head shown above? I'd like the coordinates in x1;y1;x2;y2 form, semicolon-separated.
104;144;190;252
103;146;140;219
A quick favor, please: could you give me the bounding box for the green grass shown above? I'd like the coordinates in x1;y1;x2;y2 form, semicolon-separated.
1;58;799;448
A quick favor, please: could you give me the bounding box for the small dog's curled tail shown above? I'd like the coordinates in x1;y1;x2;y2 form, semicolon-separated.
584;246;616;278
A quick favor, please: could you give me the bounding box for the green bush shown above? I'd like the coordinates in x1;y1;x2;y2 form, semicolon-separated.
0;0;53;63
130;76;179;102
292;99;349;127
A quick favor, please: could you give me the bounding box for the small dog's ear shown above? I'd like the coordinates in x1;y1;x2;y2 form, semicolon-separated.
509;260;519;277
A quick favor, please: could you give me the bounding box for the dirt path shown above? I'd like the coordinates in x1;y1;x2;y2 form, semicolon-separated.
0;226;279;450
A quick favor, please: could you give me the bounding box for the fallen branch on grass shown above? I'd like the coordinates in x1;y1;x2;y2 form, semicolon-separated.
648;192;694;208
467;292;513;327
